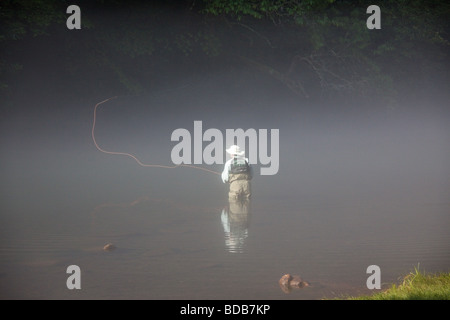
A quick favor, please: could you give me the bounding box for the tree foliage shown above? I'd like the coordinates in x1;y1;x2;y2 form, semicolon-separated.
201;0;449;103
0;0;448;106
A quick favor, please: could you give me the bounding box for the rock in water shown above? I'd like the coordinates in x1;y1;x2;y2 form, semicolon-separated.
103;243;116;251
279;274;293;293
279;273;310;293
289;275;303;287
300;281;310;288
279;274;292;286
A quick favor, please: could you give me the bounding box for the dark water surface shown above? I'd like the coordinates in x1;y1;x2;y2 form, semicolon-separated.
0;91;449;299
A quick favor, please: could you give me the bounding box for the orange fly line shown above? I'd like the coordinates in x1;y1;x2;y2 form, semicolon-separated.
92;96;221;175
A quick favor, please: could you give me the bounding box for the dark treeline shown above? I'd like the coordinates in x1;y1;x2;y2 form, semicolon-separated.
1;0;449;111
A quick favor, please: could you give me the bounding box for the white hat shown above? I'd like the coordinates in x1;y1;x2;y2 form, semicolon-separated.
226;145;245;156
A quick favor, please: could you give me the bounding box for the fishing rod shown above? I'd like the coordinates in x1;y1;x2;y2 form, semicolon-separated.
92;96;221;176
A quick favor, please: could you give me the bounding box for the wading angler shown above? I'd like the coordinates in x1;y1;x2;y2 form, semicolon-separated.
170;121;279;175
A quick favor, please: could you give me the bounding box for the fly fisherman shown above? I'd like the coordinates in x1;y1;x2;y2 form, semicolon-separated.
221;145;252;201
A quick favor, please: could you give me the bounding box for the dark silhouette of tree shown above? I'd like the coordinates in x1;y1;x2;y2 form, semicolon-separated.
1;0;448;106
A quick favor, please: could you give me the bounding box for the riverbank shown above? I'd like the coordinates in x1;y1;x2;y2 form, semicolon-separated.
340;268;450;300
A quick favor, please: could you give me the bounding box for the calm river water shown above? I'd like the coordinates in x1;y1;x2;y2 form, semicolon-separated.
1;93;449;299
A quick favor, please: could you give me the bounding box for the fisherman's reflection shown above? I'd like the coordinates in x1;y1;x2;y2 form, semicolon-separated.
221;199;251;253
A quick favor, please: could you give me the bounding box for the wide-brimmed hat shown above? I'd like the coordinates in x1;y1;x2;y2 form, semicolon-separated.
226;145;245;156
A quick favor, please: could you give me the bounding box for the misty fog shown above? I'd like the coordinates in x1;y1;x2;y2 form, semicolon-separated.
0;1;448;299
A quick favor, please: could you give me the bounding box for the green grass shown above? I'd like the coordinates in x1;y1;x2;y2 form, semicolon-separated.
344;267;450;300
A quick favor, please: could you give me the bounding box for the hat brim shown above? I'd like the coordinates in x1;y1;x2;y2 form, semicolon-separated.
226;148;245;155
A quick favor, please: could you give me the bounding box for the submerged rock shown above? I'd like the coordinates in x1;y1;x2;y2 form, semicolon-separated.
279;274;292;287
103;243;116;251
279;274;310;293
289;275;303;287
